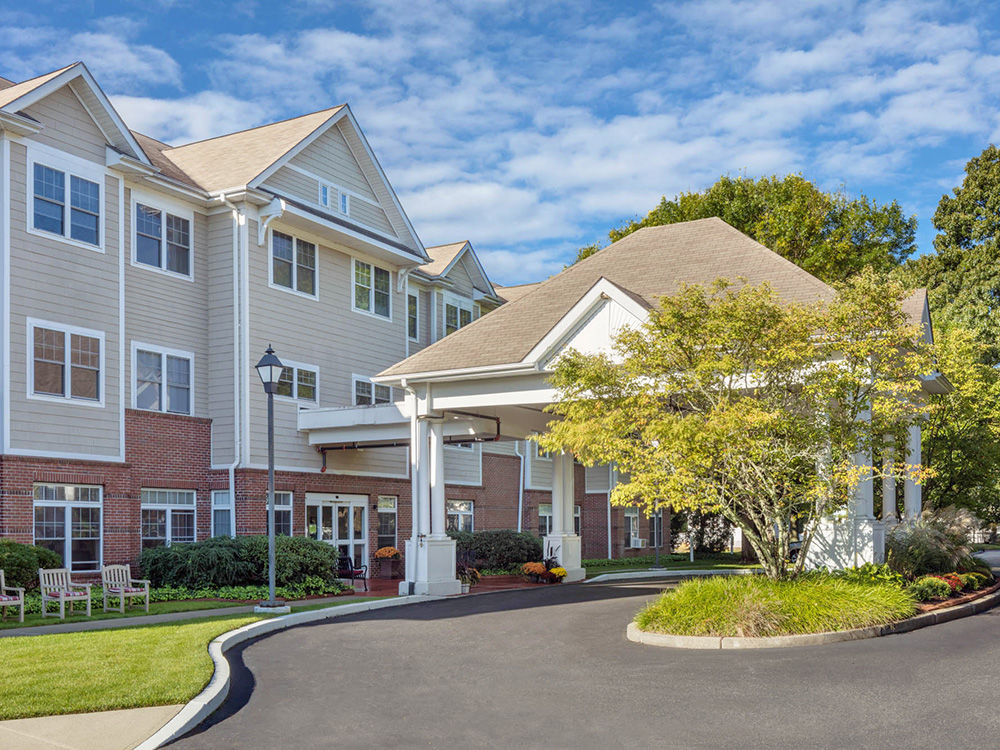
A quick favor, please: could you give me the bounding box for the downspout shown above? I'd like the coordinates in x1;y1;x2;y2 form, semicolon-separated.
401;378;419;593
220;193;245;530
513;440;525;532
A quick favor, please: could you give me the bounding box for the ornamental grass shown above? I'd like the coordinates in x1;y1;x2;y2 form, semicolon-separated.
634;575;917;638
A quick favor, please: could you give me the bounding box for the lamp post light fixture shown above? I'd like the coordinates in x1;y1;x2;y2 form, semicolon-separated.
254;345;290;614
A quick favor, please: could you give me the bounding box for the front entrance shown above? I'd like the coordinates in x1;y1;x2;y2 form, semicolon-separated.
305;493;368;569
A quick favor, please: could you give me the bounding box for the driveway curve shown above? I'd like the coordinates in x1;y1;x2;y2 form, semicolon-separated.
172;581;1000;749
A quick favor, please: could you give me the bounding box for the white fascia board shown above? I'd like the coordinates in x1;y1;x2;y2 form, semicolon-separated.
106;146;156;176
6;63;150;165
298;403;409;431
523;277;649;365
0;111;42;136
279;201;424;268
338;106;428;261
246;107;347;190
373;361;537;386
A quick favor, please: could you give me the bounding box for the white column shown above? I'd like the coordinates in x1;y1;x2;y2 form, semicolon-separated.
415;418;430;537
881;442;897;525
562;452;575;533
904;423;922;520
550;451;566;536
429;420;446;538
851;411;874;518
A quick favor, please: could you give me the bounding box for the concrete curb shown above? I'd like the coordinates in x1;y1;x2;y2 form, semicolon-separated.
586;568;758;584
626;587;1000;650
134;595;441;750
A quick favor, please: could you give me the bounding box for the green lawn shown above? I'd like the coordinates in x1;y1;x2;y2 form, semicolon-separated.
974;543;1000;551
584;552;755;578
634;575;916;638
0;597;388;720
0;598;247;631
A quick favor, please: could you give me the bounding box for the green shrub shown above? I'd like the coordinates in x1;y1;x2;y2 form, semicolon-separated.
958;572;987;591
0;540;63;589
886;511;972;579
634;575;916;637
907;575;952;602
140;535;337;588
448;530;542;570
830;563;906;588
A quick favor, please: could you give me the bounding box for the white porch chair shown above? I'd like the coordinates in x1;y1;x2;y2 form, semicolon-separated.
101;564;150;613
39;568;92;619
0;569;24;623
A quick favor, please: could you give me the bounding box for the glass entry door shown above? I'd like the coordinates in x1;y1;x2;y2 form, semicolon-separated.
305;494;368;569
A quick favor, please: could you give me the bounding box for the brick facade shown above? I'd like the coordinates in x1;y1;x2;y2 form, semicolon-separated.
1;411;669;572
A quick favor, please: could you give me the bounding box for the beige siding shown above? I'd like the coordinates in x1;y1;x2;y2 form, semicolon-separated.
22;86;107;163
245;217;409;470
8;142;121;457
291;126;378;202
526;447;553;490
123;186;211;418
407;284;433;354
348;199;394;236
207;211;236;465
264;166;318;204
324;446;408;478
444;444;482;486
446;258;476;297
483;440;518;456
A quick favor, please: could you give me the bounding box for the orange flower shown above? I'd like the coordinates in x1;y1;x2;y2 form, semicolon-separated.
375;546;402;559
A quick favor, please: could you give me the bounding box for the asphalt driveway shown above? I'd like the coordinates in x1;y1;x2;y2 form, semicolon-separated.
172;581;1000;749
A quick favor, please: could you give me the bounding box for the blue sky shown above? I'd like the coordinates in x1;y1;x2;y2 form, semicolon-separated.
2;1;998;285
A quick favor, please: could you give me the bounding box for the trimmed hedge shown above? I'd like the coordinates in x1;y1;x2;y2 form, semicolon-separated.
140;535;339;588
448;530;543;571
0;540;62;589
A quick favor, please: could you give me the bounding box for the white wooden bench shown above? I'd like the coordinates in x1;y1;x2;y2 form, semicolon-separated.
39;568;92;619
0;569;24;623
101;564;150;613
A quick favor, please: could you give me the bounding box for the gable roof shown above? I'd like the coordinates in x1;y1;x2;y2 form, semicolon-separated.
495;282;541;304
380;218;837;377
131;130;203;191
421;241;468;276
160;106;344;193
0;62;149;164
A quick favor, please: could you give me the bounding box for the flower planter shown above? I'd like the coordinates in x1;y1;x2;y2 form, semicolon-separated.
461;582;470;594
375;559;402;579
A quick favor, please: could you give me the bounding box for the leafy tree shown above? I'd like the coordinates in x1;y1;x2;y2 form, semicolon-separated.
569;242;602;266
539;271;933;579
609;174;916;283
922;326;1000;533
898;144;1000;364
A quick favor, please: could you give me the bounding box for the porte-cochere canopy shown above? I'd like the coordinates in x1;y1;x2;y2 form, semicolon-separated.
298;218;951;593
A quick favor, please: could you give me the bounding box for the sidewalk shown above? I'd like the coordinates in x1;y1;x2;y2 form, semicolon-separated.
0;705;184;750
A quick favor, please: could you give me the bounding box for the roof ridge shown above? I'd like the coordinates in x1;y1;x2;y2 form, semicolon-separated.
164;105;345;152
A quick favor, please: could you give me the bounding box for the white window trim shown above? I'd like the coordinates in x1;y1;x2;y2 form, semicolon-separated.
317;179;352;217
275;359;320;405
130;341;195;415
140;489;197;546
268;229;319;301
130;189;196;282
33;482;103;572
443;292;474;335
407;291;419;342
376;494;397;548
25;142;106;254
351;257;393;321
26;317;106;408
211;490;235;538
533;442;552;461
539;503;581;536
352;374;392;406
273;490;293;535
446;499;475;532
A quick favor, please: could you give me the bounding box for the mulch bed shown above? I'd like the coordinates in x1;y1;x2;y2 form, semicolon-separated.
915;580;1000;613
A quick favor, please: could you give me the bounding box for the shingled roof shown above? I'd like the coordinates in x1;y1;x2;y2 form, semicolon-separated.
495;282;541;303
380;218;839;377
421;241;468;276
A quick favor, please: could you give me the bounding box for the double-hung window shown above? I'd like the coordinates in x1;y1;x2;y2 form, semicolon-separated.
444;294;474;335
376;496;397;549
538;504;581;536
353;260;391;319
32;157;102;248
271;231;317;297
33;483;102;572
354;376;391;406
212;490;234;537
275;362;318;403
624;507;640;548
140;489;196;549
446;500;474;533
407;293;419;340
274;491;293;536
135;200;192;277
29;319;103;404
134;344;193;414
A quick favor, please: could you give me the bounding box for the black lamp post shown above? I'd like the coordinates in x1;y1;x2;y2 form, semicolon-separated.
255;345;283;609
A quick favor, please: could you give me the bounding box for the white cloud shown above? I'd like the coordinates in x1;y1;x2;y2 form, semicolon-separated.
113;91;267;143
